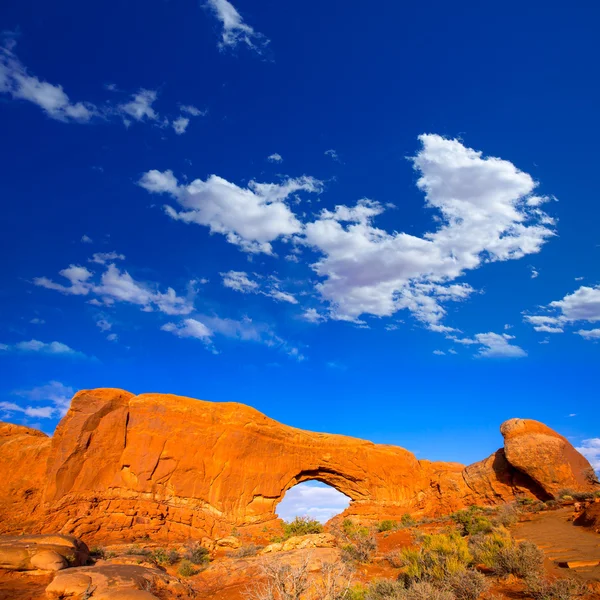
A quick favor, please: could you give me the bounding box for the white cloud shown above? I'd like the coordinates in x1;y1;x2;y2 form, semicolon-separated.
34;261;193;315
269;289;298;304
106;333;118;342
81;234;93;243
205;0;269;52
302;135;555;329
89;251;125;265
161;318;213;341
139;171;322;254
433;350;445;355
525;285;600;339
30;317;45;324
162;315;303;359
301;308;326;323
530;267;539;279
117;89;157;122
576;328;600;340
221;270;260;293
180;104;206;117
451;332;527;358
172;116;190;135
221;271;298;304
0;45;97;122
0;340;87;359
576;438;600;472
276;482;350;523
324;149;340;162
268;153;283;163
0;381;75;419
96;318;112;332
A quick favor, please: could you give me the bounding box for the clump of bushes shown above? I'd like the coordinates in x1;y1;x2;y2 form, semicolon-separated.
177;559;198;577
151;547;180;566
451;506;494;536
377;519;397;532
396;532;472;585
491;503;519;527
527;576;589;600
337;519;377;563
282;516;323;538
125;544;151;557
184;542;210;565
401;513;416;527
231;543;262;558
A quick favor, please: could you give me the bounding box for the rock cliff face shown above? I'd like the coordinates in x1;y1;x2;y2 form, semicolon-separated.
0;389;597;543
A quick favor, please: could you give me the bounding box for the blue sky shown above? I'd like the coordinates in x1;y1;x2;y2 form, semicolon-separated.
1;0;599;510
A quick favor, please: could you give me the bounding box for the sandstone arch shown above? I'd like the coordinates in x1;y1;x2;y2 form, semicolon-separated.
0;388;597;543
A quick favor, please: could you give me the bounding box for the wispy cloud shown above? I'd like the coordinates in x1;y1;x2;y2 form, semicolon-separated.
205;0;269;53
0;381;75;419
0;340;89;359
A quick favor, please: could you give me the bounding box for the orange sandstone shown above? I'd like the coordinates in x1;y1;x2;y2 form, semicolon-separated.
0;389;597;543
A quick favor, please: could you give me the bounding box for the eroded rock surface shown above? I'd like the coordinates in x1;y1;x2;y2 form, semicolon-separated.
0;388;597;543
0;534;88;571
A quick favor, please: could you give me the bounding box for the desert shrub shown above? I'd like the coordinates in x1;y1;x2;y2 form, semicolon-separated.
516;496;535;506
451;508;493;536
386;550;405;568
444;570;489;600
335;519;377;563
184;542;210;565
492;541;544;578
378;520;397;532
282;516;323;538
572;491;594;502
233;544;263;558
557;489;576;499
90;546;105;559
364;579;406;600
468;528;512;567
347;585;367;600
178;559;198;577
491;504;519;528
405;581;455;600
244;555;354;600
151;547;180;565
527;576;588;600
125;544;150;557
396;532;472;586
401;514;416;527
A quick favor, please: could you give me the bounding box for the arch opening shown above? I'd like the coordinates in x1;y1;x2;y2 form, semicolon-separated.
276;480;352;524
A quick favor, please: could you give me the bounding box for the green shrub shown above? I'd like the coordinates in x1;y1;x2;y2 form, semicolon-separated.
468;527;512;567
282;516;323;538
516;496;535;506
491;503;519;528
89;546;105;559
493;541;544;578
444;570;489;600
396;532;472;586
337;520;377;563
378;519;397;532
184;542;210;565
364;579;406;600
151;547;180;566
125;544;150;557
451;508;493;536
404;581;455;600
401;513;416;527
178;559;198;577
527;576;588;600
231;544;262;558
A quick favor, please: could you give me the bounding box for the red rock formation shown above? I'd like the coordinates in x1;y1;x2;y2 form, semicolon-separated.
0;389;597;543
0;423;51;534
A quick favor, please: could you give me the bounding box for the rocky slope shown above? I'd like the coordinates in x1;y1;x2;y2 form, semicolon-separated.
0;388;597;543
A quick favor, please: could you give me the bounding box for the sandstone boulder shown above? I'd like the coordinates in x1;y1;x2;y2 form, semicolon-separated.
46;564;182;600
0;534;88;571
501;418;597;498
